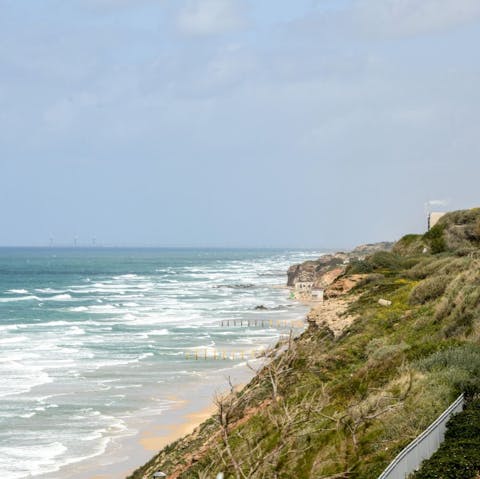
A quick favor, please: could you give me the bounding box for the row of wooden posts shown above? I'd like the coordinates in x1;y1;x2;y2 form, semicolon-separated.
184;348;268;361
219;319;304;328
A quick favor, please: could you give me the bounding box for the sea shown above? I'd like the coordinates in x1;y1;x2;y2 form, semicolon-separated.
0;248;321;478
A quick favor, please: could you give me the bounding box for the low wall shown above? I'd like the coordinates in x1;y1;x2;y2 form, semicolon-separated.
377;394;465;479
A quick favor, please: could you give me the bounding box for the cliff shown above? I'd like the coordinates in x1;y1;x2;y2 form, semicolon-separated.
286;242;393;296
127;210;480;479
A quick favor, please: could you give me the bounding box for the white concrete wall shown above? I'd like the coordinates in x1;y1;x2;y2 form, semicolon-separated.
428;212;446;230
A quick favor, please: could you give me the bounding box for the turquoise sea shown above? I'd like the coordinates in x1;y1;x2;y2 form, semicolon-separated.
0;248;320;478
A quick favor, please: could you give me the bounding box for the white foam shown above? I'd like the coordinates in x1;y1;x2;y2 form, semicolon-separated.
35;288;66;294
0;361;52;398
7;289;29;294
43;293;73;301
0;441;67;478
68;326;86;335
0;295;39;303
0;335;28;345
148;329;169;336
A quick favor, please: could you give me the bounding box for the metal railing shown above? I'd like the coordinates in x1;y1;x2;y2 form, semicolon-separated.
377;393;465;479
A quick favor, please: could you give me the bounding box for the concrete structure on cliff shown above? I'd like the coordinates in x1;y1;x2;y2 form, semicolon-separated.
311;288;324;302
428;212;446;230
294;281;313;293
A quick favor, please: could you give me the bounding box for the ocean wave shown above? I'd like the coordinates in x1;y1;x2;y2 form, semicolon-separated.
148;328;169;336
35;288;66;294
0;335;28;345
213;283;256;289
0;293;73;303
43;293;73;301
68;326;85;335
69;306;88;312
0;363;52;399
7;289;29;294
0;295;39;303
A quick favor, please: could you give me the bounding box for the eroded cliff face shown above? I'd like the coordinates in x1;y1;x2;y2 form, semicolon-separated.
287;242;393;290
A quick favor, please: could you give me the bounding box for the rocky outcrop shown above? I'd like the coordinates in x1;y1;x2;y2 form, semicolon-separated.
287;242;393;290
351;242;394;256
306;296;355;336
324;274;368;299
314;267;344;289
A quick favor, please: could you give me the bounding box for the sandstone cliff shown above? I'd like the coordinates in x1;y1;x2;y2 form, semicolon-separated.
287;242;393;290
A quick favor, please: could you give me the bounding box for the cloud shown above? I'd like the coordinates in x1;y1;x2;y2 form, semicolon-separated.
427;199;450;206
355;0;480;36
176;0;248;36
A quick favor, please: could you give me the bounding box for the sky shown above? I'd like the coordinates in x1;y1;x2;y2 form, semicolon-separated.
0;0;479;248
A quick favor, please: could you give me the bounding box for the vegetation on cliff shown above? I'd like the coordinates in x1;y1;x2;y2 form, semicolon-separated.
129;208;480;479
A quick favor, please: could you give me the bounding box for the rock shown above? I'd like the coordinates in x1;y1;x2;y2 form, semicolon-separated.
324;274;367;298
351;242;394;255
287;242;393;288
254;305;268;310
314;267;345;289
378;299;392;307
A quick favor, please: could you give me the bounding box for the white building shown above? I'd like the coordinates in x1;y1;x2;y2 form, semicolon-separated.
428;212;446;230
311;288;324;302
294;281;314;292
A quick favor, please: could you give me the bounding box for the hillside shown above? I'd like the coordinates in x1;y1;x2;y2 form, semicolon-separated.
128;208;480;479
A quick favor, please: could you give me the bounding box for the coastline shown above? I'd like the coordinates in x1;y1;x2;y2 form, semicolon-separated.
42;308;310;479
42;354;281;479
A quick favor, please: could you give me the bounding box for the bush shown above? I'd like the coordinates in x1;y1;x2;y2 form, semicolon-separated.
366;338;410;362
347;252;406;275
434;268;480;337
424;224;446;254
393;234;425;256
409;275;449;305
407;256;471;281
417;344;480;394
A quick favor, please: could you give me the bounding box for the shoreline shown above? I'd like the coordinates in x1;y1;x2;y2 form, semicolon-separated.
45;359;270;479
43;314;309;479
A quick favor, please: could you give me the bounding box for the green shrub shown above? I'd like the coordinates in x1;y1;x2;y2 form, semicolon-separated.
409;275;449;305
417;344;480;394
424;224;446;254
393;234;425;256
366;338;410;362
433;267;480;337
347;252;406;275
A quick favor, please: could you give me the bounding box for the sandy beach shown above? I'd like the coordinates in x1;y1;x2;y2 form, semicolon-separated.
44;355;274;479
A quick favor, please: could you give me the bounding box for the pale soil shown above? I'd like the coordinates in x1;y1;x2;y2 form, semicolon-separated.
306;296;356;336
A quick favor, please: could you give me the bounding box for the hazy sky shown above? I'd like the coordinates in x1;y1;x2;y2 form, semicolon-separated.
1;0;479;248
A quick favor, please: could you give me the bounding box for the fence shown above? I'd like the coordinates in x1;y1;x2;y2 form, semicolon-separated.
219;319;304;329
377;393;465;479
184;348;268;361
